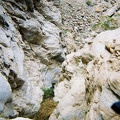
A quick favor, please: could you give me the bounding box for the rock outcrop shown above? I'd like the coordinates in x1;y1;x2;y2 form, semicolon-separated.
50;28;120;120
0;73;16;118
0;0;120;119
0;0;64;119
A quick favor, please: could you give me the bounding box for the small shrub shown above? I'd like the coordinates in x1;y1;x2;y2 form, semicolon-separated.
63;29;68;35
86;0;94;6
42;86;54;99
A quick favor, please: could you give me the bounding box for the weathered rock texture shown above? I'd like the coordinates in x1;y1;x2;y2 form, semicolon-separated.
0;0;64;119
0;73;15;118
0;0;120;120
48;1;120;119
50;28;120;120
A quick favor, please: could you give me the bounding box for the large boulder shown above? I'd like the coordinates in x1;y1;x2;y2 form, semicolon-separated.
12;58;43;118
50;48;92;120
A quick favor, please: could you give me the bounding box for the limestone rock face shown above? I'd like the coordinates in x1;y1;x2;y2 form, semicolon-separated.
40;0;62;26
0;0;120;119
0;0;65;118
12;58;43;117
50;46;93;120
19;19;45;44
41;21;63;58
50;28;120;120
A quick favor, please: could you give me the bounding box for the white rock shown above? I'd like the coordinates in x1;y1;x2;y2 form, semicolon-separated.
20;19;44;44
54;80;70;102
91;28;120;60
41;1;62;26
50;28;120;120
0;29;10;47
13;59;43;118
12;117;32;120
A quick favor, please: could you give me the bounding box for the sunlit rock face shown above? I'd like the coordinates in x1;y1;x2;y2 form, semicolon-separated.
50;28;120;120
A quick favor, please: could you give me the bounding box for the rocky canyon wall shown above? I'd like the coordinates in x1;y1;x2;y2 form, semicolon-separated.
50;28;120;120
0;0;120;120
0;0;64;119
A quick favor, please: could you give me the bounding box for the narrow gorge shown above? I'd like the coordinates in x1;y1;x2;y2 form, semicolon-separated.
0;0;120;120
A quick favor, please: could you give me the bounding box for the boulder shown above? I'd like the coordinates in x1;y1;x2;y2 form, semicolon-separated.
91;28;120;60
12;58;43;118
49;49;89;120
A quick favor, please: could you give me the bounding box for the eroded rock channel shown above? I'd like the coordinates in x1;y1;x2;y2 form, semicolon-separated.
0;0;120;120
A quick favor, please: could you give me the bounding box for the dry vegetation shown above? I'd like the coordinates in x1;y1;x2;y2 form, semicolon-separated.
34;99;58;120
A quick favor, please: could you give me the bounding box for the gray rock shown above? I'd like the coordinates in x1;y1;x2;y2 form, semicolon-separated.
0;0;2;5
40;1;62;26
51;53;65;63
0;73;16;118
41;65;62;87
20;19;45;44
0;29;10;47
12;58;43;118
0;41;25;89
41;21;64;59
